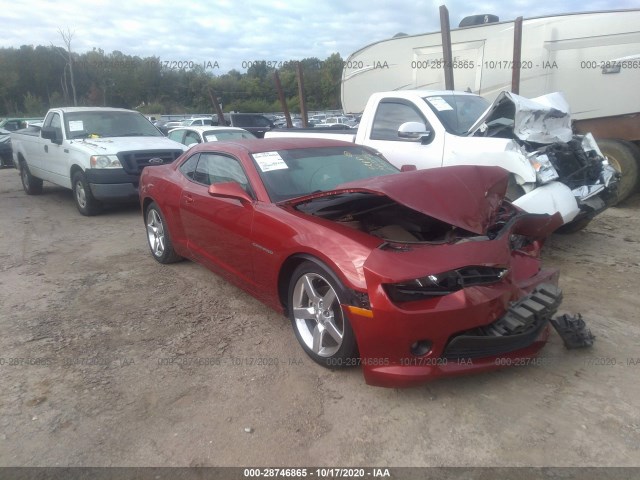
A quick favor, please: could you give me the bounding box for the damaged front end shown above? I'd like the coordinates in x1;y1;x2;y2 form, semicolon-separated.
289;167;571;386
470;92;620;229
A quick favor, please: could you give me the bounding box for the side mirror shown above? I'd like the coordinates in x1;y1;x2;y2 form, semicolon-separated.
41;126;63;145
207;182;253;204
400;165;417;172
398;122;431;142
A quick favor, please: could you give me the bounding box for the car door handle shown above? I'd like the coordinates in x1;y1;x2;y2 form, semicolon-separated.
44;145;48;153
184;194;194;205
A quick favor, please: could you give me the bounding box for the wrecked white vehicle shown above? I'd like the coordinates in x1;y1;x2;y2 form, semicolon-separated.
468;91;619;232
266;90;619;232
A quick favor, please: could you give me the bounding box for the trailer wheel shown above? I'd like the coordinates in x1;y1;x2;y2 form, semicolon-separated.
597;139;640;204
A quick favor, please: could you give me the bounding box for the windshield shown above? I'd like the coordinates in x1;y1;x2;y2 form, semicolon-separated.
203;130;256;141
251;146;399;202
423;94;489;135
65;111;162;139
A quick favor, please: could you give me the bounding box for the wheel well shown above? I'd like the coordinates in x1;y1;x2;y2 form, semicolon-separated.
142;197;154;216
69;164;83;179
278;254;328;312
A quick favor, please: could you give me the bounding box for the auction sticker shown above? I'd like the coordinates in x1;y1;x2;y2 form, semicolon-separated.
253;151;288;172
68;120;84;132
427;96;454;111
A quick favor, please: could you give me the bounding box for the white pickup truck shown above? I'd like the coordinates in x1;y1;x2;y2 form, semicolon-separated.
11;107;186;215
266;90;619;232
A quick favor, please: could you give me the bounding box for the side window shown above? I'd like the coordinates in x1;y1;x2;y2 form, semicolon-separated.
50;113;62;130
370;101;432;141
193;153;251;193
254;116;271;127
184;131;201;146
179;154;200;180
168;130;185;143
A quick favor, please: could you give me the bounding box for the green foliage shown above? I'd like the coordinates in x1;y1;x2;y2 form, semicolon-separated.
22;92;45;115
0;45;345;115
138;102;164;114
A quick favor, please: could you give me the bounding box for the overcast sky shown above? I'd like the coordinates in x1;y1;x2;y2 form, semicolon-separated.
1;0;639;73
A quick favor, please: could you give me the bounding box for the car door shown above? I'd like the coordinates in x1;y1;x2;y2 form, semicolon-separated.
179;152;256;286
363;99;445;170
38;112;66;182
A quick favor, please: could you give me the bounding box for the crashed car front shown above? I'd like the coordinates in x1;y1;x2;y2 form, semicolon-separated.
292;166;565;387
352;214;561;387
465;91;619;230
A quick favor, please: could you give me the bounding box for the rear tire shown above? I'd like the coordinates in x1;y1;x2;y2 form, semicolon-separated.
20;160;43;195
145;202;182;264
72;171;102;216
597;139;640;204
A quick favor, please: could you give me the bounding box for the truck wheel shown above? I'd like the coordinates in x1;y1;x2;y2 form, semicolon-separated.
72;171;102;216
20;160;43;195
554;216;592;234
597;139;640;204
145;202;182;263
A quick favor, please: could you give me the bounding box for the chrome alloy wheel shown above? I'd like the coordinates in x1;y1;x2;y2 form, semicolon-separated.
146;209;166;257
75;180;87;209
292;273;344;357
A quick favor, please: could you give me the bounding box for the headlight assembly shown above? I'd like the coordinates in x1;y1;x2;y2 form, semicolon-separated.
90;155;122;168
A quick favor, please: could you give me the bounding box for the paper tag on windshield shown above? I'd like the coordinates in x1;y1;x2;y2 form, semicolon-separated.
427;97;454;111
253;151;288;172
68;120;84;132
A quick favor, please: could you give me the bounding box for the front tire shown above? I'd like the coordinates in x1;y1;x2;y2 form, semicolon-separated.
72;171;102;216
145;202;182;264
20;160;43;195
597;139;640;204
554;215;592;234
288;261;358;367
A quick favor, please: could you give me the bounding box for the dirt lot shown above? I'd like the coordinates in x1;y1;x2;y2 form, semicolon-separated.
0;166;639;468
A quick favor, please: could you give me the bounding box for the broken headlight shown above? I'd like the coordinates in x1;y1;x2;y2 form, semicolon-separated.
384;266;508;302
529;153;559;184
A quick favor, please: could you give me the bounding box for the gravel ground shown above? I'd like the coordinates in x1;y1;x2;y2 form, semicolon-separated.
0;167;639;467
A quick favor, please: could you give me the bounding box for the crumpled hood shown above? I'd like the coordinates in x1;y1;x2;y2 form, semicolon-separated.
285;166;510;235
468;91;573;144
70;136;186;154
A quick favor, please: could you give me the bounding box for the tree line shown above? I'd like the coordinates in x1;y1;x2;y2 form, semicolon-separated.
0;45;345;116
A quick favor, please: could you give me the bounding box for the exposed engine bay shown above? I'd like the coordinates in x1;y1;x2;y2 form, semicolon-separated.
295;192;518;244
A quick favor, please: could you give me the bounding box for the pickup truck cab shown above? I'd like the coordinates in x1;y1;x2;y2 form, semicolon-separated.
266;90;619;231
11;107;186;215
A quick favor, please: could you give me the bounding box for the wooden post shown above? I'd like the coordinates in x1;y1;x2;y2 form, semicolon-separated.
439;5;454;90
207;87;226;126
296;62;308;128
273;71;293;128
511;16;523;94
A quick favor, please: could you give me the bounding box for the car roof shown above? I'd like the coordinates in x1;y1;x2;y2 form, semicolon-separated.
187;137;358;155
50;107;137;113
169;126;250;133
374;90;479;98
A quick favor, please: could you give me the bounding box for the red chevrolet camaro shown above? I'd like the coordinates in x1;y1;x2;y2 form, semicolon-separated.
140;138;564;387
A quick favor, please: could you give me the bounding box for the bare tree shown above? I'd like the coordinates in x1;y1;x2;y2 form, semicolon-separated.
53;28;77;106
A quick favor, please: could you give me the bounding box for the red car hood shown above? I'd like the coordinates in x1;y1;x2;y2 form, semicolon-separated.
284;165;510;235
